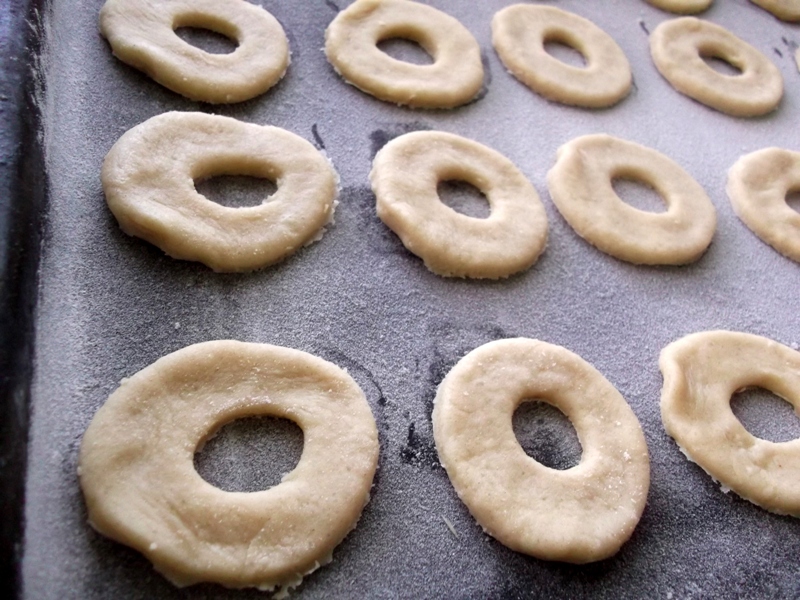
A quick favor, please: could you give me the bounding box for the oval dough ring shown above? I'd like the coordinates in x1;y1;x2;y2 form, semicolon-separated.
749;0;800;22
660;331;800;516
546;134;716;265
99;0;289;104
646;0;713;15
491;4;632;108
78;340;380;591
369;130;548;279
102;112;338;273
649;17;783;117
727;147;800;264
324;0;483;109
433;338;650;563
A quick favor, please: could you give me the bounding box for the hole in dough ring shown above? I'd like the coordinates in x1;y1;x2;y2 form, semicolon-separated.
726;147;800;264
649;17;783;117
645;0;713;15
750;0;800;22
98;0;289;103
432;338;650;563
491;5;632;108
78;340;380;591
660;331;800;516
324;0;483;109
102;112;338;273
369;131;548;279
546;134;716;265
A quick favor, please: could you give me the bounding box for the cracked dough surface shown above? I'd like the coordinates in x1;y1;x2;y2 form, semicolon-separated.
660;331;800;516
492;4;631;108
324;0;483;108
749;0;800;21
99;0;289;104
546;134;716;265
78;340;380;591
433;338;650;564
102;112;338;273
646;0;713;14
726;147;800;264
370;130;548;279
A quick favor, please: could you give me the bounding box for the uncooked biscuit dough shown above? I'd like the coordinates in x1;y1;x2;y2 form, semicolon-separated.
102;112;338;273
492;5;631;108
750;0;800;22
649;17;783;117
99;0;289;104
727;147;800;264
433;338;650;563
660;331;800;516
78;340;380;592
546;134;716;265
324;0;483;108
370;131;548;279
646;0;713;14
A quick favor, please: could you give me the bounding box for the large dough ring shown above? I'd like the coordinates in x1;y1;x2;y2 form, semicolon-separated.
546;134;716;265
649;17;783;117
78;340;380;591
369;131;548;279
99;0;289;103
660;331;800;516
102;112;338;273
324;0;483;109
491;5;632;108
433;338;650;563
750;0;800;22
727;147;800;264
645;0;713;14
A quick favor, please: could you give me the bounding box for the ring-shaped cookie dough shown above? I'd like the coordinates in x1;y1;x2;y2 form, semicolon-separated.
433;338;650;563
660;331;800;516
102;112;338;273
369;131;548;279
749;0;800;22
324;0;483;108
649;17;783;117
78;340;380;591
727;147;800;264
546;134;716;265
99;0;289;103
645;0;713;15
491;5;632;108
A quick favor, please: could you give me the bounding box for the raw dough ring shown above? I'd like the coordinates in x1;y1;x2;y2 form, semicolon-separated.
433;338;650;563
78;340;380;591
660;331;800;516
324;0;483;108
491;5;632;108
102;112;338;273
369;131;548;279
99;0;289;103
649;17;783;117
646;0;713;15
726;147;800;263
546;134;716;265
749;0;800;22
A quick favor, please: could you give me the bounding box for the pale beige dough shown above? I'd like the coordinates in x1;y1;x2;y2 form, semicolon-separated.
433;338;650;563
646;0;713;14
99;0;289;104
750;0;800;21
102;112;338;273
660;331;800;516
649;17;783;117
369;131;548;279
79;340;380;592
324;0;483;108
546;134;716;265
491;5;631;109
726;147;800;264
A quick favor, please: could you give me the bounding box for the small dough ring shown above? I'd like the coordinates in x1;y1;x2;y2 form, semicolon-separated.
727;147;800;264
649;17;783;117
324;0;483;108
645;0;713;15
102;112;337;273
99;0;289;103
433;338;650;563
749;0;800;22
546;134;716;265
660;331;800;516
491;5;632;108
78;340;380;590
369;131;548;279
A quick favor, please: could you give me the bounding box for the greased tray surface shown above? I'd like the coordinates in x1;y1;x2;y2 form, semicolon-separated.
23;0;800;598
